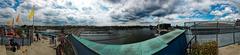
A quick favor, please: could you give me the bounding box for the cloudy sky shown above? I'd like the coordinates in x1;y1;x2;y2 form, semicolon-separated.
0;0;240;26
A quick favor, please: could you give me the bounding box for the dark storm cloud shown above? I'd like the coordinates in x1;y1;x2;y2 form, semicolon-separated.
66;16;96;25
110;0;179;22
42;18;51;24
0;0;14;8
41;18;65;25
106;0;123;3
151;9;171;16
0;0;24;11
51;19;65;25
43;10;60;16
67;16;79;25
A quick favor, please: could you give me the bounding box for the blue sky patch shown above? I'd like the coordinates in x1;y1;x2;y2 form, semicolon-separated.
178;3;239;20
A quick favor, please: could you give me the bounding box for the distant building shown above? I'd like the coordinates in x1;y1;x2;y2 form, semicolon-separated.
156;23;172;35
157;24;171;30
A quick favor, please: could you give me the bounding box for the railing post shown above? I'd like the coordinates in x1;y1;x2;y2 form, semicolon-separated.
0;37;1;45
189;41;192;55
184;22;186;29
22;37;24;46
216;21;219;54
233;23;236;44
0;34;1;45
217;21;218;42
193;22;198;43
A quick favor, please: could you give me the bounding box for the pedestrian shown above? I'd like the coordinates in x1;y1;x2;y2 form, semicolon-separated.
9;39;20;52
50;35;55;44
36;33;40;41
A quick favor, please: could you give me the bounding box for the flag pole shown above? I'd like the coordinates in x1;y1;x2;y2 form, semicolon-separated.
33;6;35;27
30;5;35;45
12;18;15;29
31;5;35;30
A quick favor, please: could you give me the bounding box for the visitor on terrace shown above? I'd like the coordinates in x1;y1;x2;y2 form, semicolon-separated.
0;29;3;36
9;39;20;52
36;33;40;41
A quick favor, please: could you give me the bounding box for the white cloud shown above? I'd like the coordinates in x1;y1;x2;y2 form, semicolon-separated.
15;0;116;25
0;8;15;18
219;14;240;21
223;7;233;13
211;10;224;16
0;0;239;26
210;6;235;16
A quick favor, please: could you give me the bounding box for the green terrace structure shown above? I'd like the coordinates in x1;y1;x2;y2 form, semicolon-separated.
66;29;187;55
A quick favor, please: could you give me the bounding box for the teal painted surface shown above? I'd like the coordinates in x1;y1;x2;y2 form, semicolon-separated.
71;29;185;55
159;30;186;43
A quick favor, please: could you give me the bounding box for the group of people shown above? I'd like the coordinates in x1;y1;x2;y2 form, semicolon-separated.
2;28;68;54
1;29;21;52
4;28;28;52
35;33;41;41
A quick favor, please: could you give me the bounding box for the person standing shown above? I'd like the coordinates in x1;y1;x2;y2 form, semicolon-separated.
0;29;3;45
9;39;20;52
50;35;56;44
36;33;40;41
0;29;3;36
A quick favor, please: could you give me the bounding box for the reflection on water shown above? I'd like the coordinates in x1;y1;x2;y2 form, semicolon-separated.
77;28;156;44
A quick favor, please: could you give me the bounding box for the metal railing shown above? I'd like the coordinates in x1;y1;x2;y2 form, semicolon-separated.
56;36;76;55
184;21;240;55
0;28;32;46
0;36;31;46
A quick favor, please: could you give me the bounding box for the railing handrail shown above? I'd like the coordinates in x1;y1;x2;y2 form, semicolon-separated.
60;35;78;55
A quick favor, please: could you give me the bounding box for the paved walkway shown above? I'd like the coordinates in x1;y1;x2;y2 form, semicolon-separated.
27;39;56;55
219;44;240;55
0;45;7;55
5;38;56;55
